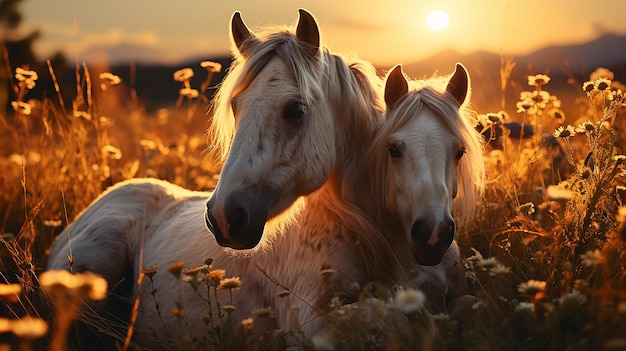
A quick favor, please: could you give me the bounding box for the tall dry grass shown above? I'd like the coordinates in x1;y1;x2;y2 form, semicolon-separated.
0;55;625;350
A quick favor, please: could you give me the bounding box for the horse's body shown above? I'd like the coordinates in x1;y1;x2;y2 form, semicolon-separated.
46;10;485;350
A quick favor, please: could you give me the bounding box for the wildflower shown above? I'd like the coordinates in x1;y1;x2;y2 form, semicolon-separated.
241;317;254;331
173;68;194;82
0;283;21;303
43;220;62;227
183;264;210;276
515;302;535;313
0;318;10;333
218;277;241;290
576;121;595;136
102;145;122;160
595;78;611;91
393;288;425;314
179;88;199;99
207;268;226;285
311;331;335;350
142;264;158;280
580;249;603;267
222;304;237;314
40;270;107;300
517;280;546;296
485;112;503;125
517;202;535;216
546;185;573;202
582;81;595;93
489;263;512;276
528;74;550;88
547;108;565;123
166;261;185;278
520;90;551;109
201;61;222;73
99;72;122;90
477;257;499;270
617;206;626;225
558;290;587;307
10;316;48;339
614;155;626;166
251;306;275;319
516;99;534;113
553;125;576;139
15;67;38;89
11;101;32;115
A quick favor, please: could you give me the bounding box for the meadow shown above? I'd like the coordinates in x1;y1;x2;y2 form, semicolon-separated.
1;53;625;350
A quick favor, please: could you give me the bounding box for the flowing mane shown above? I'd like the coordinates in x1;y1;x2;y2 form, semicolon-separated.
208;25;382;166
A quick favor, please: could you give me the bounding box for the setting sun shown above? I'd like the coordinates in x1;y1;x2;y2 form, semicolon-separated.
426;9;450;31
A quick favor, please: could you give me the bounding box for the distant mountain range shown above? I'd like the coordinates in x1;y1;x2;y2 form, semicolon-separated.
102;34;626;114
401;33;626;114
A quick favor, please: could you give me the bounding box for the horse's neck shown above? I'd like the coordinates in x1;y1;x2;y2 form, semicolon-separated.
298;167;408;286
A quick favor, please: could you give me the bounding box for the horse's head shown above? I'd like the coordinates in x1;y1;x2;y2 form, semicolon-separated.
206;10;376;249
374;64;484;265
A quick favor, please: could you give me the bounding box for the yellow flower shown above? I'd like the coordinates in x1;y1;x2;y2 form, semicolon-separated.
10;316;48;339
595;78;611;91
166;261;185;278
99;72;122;85
200;61;222;73
393;288;425;314
207;268;226;285
517;280;546;296
39;270;107;300
553;125;576;139
528;74;550;87
179;88;199;98
217;277;241;290
580;249;603;267
582;81;595;93
546;185;573;202
251;306;275;319
11;101;32;115
173;68;194;82
0;283;21;303
241;317;254;331
102;145;122;160
576;122;595;136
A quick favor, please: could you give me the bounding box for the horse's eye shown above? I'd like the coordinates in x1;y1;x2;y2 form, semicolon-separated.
388;145;402;158
283;101;307;124
456;147;466;161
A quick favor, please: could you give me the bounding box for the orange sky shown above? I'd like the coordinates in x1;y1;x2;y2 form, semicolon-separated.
19;0;626;67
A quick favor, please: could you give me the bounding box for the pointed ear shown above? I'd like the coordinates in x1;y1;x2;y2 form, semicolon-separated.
296;9;320;56
446;63;469;105
231;11;257;56
384;64;409;111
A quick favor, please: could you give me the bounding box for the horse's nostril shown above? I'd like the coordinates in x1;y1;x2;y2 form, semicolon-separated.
410;220;429;244
226;206;250;235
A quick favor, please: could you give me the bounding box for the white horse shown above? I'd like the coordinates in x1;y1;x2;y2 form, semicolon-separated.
46;9;388;349
372;64;485;314
45;10;484;350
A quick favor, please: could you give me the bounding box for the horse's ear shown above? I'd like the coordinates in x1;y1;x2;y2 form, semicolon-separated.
446;63;469;105
296;9;320;56
384;64;409;111
231;11;257;57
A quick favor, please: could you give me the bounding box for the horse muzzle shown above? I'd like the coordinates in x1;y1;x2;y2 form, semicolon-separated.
205;189;269;250
411;217;455;266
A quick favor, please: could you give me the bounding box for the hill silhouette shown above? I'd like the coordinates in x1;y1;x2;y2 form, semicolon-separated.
64;34;626;115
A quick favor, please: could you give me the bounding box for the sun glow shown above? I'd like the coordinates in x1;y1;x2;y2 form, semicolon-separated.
426;10;450;31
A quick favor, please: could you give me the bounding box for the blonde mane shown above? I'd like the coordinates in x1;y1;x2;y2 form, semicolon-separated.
370;75;486;225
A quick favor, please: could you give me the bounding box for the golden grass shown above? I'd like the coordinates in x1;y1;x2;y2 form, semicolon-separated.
1;57;625;350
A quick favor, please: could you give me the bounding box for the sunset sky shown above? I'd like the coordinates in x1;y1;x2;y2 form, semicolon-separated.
19;0;626;67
